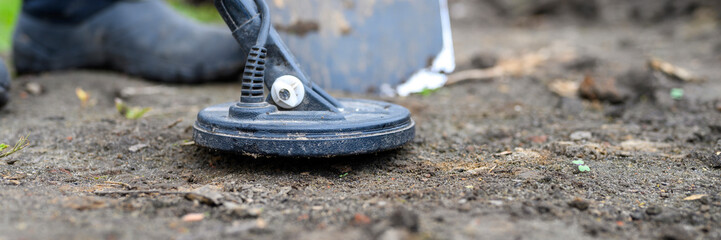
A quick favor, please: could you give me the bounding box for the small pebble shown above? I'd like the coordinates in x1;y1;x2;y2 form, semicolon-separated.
255;219;267;229
630;211;645;221
128;143;148;153
570;131;592;141
464;145;476;152
470;53;498;69
390;208;420;232
645;205;663;216
653;212;681;224
25;82;43;95
709;152;721;168
182;213;204;222
557;97;585;115
226;203;261;218
568;198;590;211
659;225;695;240
352;213;371;225
528;135;548;143
700;205;710;212
488;200;504;206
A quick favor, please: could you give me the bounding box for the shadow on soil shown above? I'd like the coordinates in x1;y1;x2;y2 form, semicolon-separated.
187;147;408;179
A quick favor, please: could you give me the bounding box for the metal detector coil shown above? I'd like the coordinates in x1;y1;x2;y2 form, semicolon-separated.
193;0;415;157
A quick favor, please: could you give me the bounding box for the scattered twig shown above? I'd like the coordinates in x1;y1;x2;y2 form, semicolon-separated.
488;164;498;174
103;181;133;190
492;151;512;157
93;190;189;196
166;118;183;129
446;68;504;86
446;50;551;86
119;86;175;98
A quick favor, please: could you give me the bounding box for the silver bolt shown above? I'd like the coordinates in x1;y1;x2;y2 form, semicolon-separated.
279;88;291;101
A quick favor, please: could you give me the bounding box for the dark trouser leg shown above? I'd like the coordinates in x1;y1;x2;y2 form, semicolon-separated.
0;58;9;109
22;0;119;24
13;0;245;83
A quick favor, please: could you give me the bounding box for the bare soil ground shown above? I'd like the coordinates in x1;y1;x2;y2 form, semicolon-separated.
1;1;721;239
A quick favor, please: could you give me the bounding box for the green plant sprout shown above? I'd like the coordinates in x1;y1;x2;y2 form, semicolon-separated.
115;98;151;120
419;87;440;97
572;159;591;173
670;88;684;100
0;135;29;159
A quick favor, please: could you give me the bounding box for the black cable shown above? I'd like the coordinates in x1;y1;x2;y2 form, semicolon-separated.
254;0;271;46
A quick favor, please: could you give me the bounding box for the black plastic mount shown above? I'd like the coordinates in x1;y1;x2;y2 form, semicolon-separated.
215;0;342;112
240;46;267;103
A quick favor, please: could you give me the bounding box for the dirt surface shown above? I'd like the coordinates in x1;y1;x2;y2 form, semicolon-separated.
2;1;721;239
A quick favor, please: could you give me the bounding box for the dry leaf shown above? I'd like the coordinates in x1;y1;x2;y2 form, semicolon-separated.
683;194;707;201
648;58;704;83
447;49;554;86
76;88;89;107
548;79;579;98
497;52;548;76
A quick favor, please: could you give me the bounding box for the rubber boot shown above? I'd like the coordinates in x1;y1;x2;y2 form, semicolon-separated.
0;58;9;109
13;0;245;83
